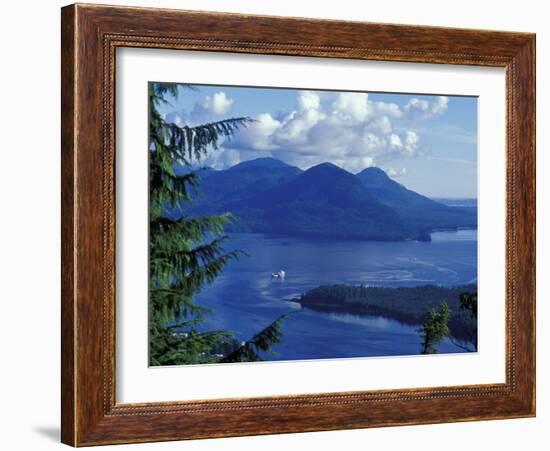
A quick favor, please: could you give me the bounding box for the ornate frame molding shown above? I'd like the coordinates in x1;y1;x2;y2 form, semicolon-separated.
62;4;535;446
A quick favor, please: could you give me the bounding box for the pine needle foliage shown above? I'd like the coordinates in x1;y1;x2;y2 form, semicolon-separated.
417;291;478;355
450;292;478;351
419;301;451;355
459;292;478;319
220;312;296;363
148;82;254;366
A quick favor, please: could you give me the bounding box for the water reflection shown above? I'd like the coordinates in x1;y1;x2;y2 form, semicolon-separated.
195;230;477;360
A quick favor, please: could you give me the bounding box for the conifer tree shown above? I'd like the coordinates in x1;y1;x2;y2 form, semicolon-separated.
148;82;253;365
419;301;451;354
148;83;292;365
418;292;478;355
221;312;295;363
451;292;478;351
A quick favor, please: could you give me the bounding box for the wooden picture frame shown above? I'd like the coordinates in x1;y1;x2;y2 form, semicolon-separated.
61;3;536;446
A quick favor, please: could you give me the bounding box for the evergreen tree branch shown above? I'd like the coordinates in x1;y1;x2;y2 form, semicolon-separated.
147;82;277;366
220;311;298;363
419;301;451;354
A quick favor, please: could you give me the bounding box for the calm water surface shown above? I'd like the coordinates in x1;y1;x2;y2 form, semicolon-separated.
194;230;478;360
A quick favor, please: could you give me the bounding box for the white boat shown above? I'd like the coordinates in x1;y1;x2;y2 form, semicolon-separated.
271;270;286;280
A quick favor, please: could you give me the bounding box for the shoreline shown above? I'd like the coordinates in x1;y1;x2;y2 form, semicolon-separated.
293;283;477;344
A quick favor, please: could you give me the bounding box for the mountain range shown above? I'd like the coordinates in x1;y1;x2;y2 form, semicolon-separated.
177;157;476;241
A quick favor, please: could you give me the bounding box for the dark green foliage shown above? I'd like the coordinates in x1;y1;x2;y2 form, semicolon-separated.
419;291;478;354
149;323;236;366
297;284;477;345
220;312;294;363
449;292;478;351
460;292;478;319
148;82;253;365
148;83;294;366
297;284;478;354
419;302;451;354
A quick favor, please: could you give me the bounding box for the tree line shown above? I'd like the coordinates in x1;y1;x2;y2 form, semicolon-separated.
297;284;478;353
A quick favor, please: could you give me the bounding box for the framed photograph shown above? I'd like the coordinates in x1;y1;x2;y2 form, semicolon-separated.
61;3;536;446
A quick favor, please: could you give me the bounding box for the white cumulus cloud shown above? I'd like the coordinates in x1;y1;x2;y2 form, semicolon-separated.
404;96;449;119
332;92;370;123
199;91;233;115
232;113;282;151
170;90;450;172
404;130;420;154
297;91;321;111
228;91;433;171
386;167;407;178
164;91;235;127
164;111;185;127
174;91;236;125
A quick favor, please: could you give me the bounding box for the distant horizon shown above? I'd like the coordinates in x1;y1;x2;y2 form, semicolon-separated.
157;82;477;198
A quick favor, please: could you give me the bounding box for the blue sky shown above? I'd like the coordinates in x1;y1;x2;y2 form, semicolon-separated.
156;83;477;198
